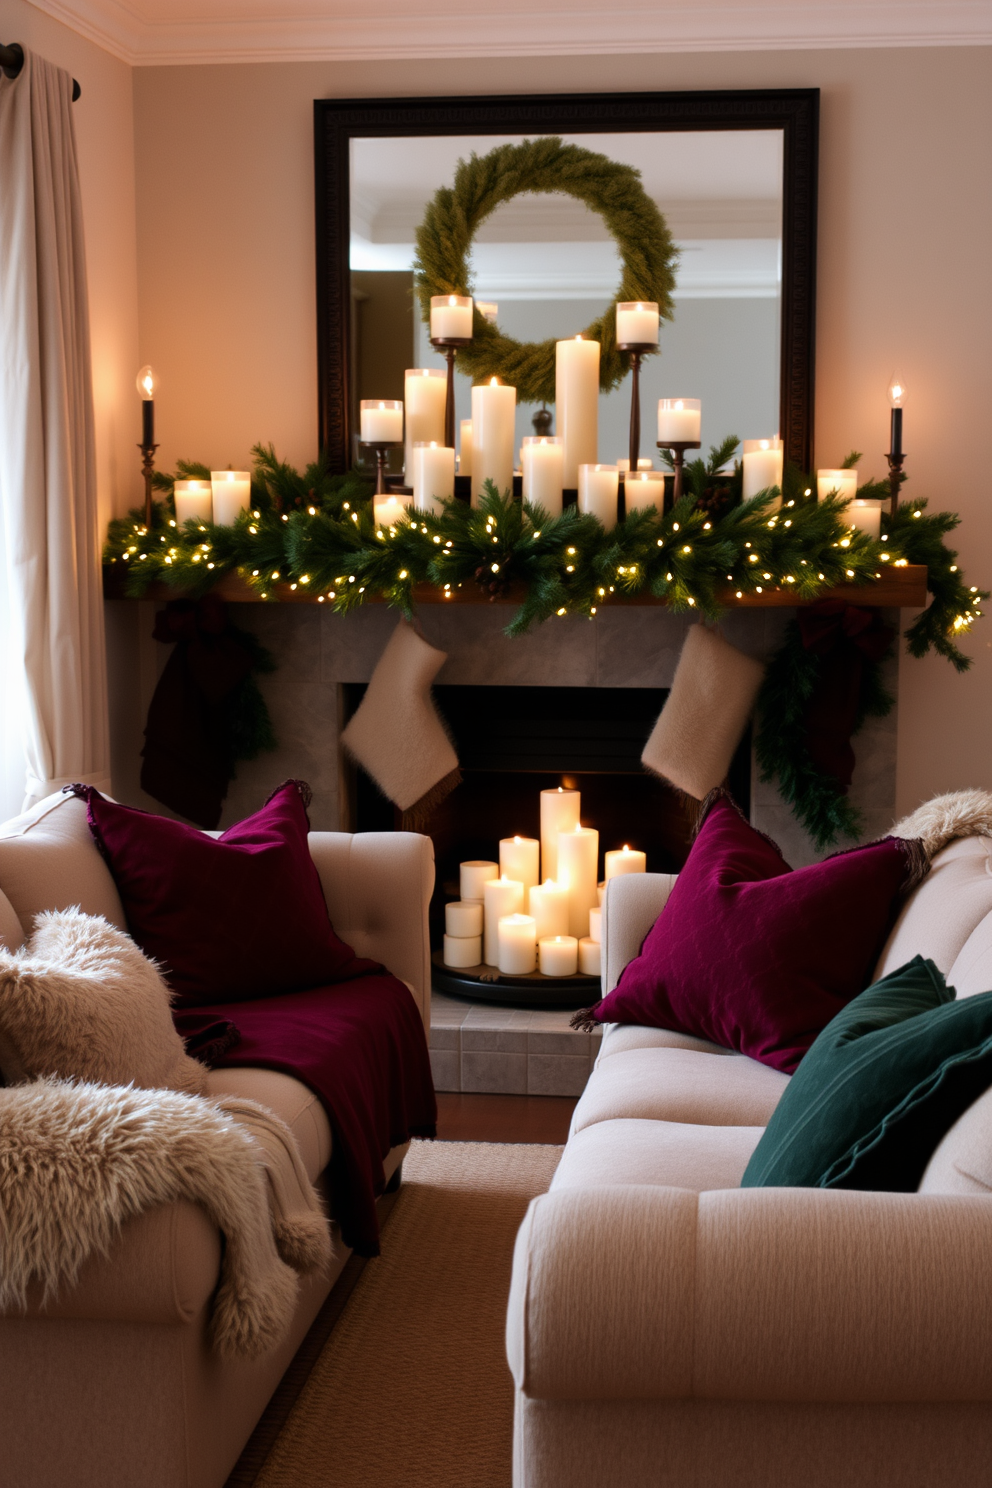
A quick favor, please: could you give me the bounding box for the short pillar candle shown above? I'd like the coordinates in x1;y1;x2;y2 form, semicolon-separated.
742;438;783;502
499;836;540;892
460;860;498;902
622;471;665;514
557;825;600;941
529;880;570;941
521;436;564;514
605;845;647;880
210;471;251;526
579;937;602;976
616;301;659;346
539;935;578;977
412;441;455;513
373;493;410;529
445;901;483;938
498;914;537;974
443;934;482;969
849;500;883;538
430;294;473;340
174;480;213;526
816;469;858;503
657;398;701;444
540;788;580;883
483;877;524;965
578;464;619;528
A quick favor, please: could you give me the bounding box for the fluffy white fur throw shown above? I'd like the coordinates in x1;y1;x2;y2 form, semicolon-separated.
0;1078;332;1358
891;789;992;858
0;909;205;1095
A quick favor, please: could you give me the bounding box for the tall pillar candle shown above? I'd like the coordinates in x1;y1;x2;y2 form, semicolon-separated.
742;438;783;501
521;437;564;514
556;337;600;488
460;860;498;902
497;914;537;974
412;442;455;513
540;787;580;883
404;370;446;478
483;876;524;965
529;880;570;941
500;836;540;893
578;465;618;528
459;420;473;478
471;379;516;505
210;470;251;526
557;825;600;941
604;845;647;880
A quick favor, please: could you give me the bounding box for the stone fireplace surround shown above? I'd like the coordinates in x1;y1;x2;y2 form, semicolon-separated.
108;600;898;1097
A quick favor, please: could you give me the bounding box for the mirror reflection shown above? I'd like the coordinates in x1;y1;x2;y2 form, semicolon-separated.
350;129;783;477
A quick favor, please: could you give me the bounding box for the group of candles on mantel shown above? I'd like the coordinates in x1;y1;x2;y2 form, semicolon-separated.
359;296;887;539
441;786;647;979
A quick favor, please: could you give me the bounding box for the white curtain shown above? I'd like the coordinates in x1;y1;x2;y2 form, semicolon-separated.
0;48;111;814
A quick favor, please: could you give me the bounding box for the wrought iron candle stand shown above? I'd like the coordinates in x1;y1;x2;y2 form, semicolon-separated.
658;440;701;512
430;337;473;449
362;442;403;495
886;404;905;516
617;342;657;472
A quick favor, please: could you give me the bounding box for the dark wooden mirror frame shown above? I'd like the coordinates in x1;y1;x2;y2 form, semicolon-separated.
314;88;818;476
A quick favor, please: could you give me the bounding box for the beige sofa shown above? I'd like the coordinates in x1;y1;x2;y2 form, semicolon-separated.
0;791;434;1488
508;836;992;1487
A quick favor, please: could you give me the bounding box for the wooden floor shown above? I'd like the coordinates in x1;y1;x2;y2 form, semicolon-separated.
435;1091;577;1145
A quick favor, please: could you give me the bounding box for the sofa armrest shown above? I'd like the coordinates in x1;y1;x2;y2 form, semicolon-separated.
308;830;434;1030
601;872;676;993
508;1185;992;1404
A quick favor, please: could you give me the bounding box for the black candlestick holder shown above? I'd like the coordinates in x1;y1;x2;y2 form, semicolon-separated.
361;441;403;495
886;406;905;516
658;440;701;511
430;337;473;449
139;440;158;528
617;342;657;472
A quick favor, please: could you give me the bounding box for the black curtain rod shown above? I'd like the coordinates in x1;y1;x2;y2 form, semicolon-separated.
0;43;81;101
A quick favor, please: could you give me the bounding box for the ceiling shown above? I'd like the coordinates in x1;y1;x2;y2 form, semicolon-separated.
21;0;992;65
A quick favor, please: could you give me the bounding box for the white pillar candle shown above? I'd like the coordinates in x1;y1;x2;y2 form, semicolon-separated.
445;901;483;938
460;860;498;902
579;937;602;976
174;479;213;525
616;301;659;346
539;935;579;977
500;836;540;893
210;470;251;526
412;441;455;513
617;457;654;474
497;914;537;975
360;400;403;443
459;419;473;478
557;825;600;941
605;845;647;880
483;877;524;965
816;468;859;503
443;934;482;969
521;437;564;513
430;294;473;340
849;500;883;539
742;438;784;501
578;465;619;528
373;493;410;528
556;337;600;488
471;379;516;505
657;398;701;444
588;907;602;943
540;787;580;883
403;370;446;478
529;879;570;941
623;471;665;514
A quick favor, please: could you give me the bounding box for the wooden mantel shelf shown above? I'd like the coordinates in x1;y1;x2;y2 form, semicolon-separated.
103;565;930;610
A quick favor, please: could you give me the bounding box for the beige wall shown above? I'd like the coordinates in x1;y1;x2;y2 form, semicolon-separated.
130;46;992;818
6;0;139;532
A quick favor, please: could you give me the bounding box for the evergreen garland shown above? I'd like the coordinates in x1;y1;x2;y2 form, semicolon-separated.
412;137;678;403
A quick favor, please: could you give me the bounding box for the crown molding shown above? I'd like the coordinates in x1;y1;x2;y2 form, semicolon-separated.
24;0;992;67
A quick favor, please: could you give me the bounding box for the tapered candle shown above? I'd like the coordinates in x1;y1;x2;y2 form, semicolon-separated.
557;824;600;941
459;419;473;478
816;469;858;503
136;366;156;446
521;437;564;513
556;336;599;488
430;294;473;340
404;370;446;477
657;398;701;443
623;471;665;513
460;860;498;901
360;400;403;443
174;480;213;525
471;379;516;505
529;879;570;941
889;375;906;461
412;441;454;513
578;465;618;528
500;836;540;893
446;901;483;937
483;876;524;965
540;788;580;883
742;438;783;501
443;934;482;968
616;301;659;345
498;914;537;974
604;845;647;880
539;935;578;977
210;470;251;526
579;937;602;976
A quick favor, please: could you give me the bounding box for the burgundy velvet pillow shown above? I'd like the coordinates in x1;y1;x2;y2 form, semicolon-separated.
580;793;924;1073
71;781;371;1008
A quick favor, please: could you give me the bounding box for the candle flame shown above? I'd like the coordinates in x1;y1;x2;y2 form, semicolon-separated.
575;335;582;341
623;844;629;851
378;401;385;409
490;377;499;386
514;836;522;843
889;375;906;406
760;439;770;450
449;295;457;305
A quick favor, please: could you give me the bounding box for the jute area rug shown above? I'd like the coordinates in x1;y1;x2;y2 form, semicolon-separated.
251;1139;562;1488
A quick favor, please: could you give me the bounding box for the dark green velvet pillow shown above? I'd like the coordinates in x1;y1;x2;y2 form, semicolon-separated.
741;956;992;1191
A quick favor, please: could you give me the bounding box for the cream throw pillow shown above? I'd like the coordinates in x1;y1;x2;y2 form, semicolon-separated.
0;909;206;1094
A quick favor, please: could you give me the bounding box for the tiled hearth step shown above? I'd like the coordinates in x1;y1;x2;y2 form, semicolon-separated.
430;991;602;1096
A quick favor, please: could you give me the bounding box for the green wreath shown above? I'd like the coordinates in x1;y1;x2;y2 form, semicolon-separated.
412;137;679;404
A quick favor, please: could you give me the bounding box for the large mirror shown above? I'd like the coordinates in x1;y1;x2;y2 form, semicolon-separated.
315;91;818;477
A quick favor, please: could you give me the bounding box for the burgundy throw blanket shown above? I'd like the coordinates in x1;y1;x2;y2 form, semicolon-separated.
179;971;437;1256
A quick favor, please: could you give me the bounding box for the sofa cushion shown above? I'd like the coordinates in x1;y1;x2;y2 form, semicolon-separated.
0;889;24;952
596;1023;733;1062
572;1046;790;1135
75;781;371;1008
551;1117;763;1193
742;956;992;1192
0;792;125;931
576;792;919;1074
946;908;992;1000
919;1084;992;1195
203;1066;332;1184
875;836;992;981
